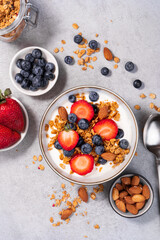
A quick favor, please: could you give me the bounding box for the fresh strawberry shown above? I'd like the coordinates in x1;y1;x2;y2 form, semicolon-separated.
58;130;79;151
70;154;94;175
93;119;118;140
0;89;25;132
70;100;94;121
0;124;20;149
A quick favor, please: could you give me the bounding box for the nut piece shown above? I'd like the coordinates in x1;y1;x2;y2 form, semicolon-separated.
98;106;108;120
119;191;128;199
121;177;131;185
136;201;145;210
129;186;142;195
131;176;140;186
115;199;126;213
132;194;146;203
126;204;138;215
58;106;68;121
112;187;119;201
104;47;113;61
115;183;123;191
142;185;150;200
101;152;116;161
78;187;88;202
72;23;79;29
61;208;73;220
124;196;135;205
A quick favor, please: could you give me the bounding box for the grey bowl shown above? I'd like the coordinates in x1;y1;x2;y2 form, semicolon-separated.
109;173;154;218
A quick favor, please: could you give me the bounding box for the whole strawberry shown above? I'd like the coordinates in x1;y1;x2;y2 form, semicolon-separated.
0;89;25;132
0;124;20;149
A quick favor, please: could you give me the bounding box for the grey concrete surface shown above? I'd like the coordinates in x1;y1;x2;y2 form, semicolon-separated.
0;0;160;239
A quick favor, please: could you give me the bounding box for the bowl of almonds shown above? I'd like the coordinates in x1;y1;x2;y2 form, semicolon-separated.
109;173;153;218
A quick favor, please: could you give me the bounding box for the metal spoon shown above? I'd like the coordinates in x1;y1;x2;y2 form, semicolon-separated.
143;114;160;200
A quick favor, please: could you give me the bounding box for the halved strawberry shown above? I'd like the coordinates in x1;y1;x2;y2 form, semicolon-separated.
58;130;79;151
70;100;94;121
70;154;94;175
93;119;118;140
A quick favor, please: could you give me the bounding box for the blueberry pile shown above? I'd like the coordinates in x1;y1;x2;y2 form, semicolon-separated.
15;49;55;91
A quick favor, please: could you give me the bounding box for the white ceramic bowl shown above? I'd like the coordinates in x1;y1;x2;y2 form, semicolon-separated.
0;97;29;152
39;86;139;185
109;173;154;218
9;46;59;96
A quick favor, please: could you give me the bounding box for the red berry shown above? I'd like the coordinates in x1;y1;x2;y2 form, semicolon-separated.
70;154;94;175
70;100;94;121
93;119;118;140
58;130;79;151
0;124;20;149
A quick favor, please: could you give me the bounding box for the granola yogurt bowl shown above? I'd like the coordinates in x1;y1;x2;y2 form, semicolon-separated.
39;86;138;185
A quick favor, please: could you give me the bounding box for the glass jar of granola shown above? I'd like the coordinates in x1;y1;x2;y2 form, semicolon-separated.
0;0;38;42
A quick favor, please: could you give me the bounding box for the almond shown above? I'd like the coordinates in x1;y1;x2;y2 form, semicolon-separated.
136;201;145;210
98;106;108;120
142;185;150;200
61;208;73;220
115;183;123;191
131;176;140;186
119;191;128;199
112;187;119;201
58;106;68;121
121;177;131;185
78;187;88;202
104;47;113;61
115;199;126;213
126;204;138;215
125;186;133;195
132;194;146;203
124;196;135;204
129;186;142;195
101;152;116;161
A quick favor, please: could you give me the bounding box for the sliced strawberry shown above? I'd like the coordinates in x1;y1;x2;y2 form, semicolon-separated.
93;119;118;140
70;100;94;121
70;154;94;175
58;130;79;151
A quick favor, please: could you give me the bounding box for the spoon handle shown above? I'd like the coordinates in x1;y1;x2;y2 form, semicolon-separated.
156;159;160;200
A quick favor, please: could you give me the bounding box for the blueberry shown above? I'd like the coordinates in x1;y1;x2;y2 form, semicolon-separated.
116;129;124;139
69;123;77;130
32;76;42;88
76;136;84;147
68;113;77;123
101;67;109;76
92;135;103;146
54;140;62;150
133;79;142;89
45;62;55;72
92;104;99;114
28;74;35;81
44;71;54;80
64;56;73;65
16;59;23;69
68;95;76;103
119;139;129;149
37;58;46;67
15;73;23;84
41;79;49;88
78;119;89;130
98;157;107;165
125;61;134;72
25;53;35;63
89;91;99;102
81;143;92;154
63;148;75;157
74;34;83;44
29;85;38;91
33;66;44;76
21;79;31;89
32;49;42;59
95;145;104;155
20;70;30;78
21;60;32;71
89;40;98;50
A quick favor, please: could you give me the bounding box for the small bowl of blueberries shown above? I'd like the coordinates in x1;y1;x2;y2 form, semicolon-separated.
9;46;59;96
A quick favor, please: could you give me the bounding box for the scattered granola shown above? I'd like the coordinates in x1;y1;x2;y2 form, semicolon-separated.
60;47;64;52
90;192;96;200
140;94;146;99
50;217;54;223
61;40;66;44
72;23;79;29
104;40;108;44
149;93;156;99
95;34;99;37
38;164;45;170
114;64;118;69
33;155;37;161
134;105;141;110
149;103;154;109
114;57;120;63
94;224;100;229
54;48;59;53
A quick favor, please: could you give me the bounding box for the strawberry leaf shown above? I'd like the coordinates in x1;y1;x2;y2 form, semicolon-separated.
4;88;12;97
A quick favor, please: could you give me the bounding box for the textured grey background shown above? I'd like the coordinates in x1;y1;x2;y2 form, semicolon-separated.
0;0;160;239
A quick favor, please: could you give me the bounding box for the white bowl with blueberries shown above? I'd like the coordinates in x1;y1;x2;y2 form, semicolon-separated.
9;47;59;96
